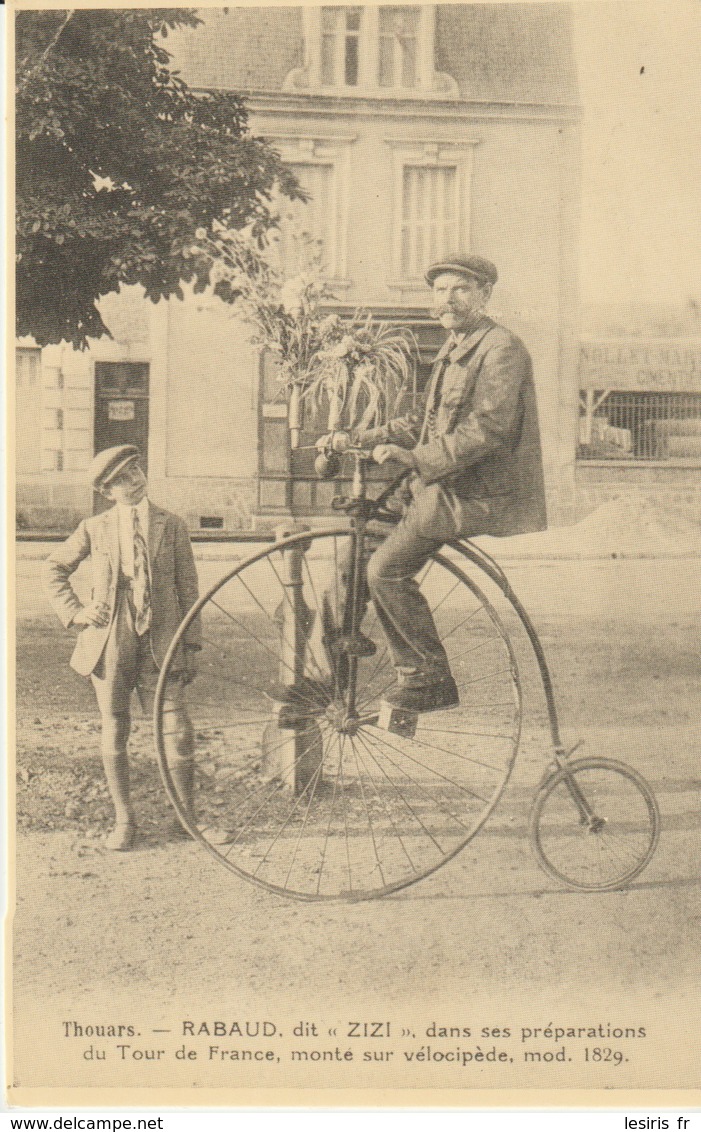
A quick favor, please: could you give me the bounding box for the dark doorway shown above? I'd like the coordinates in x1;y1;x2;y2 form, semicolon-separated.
93;362;150;513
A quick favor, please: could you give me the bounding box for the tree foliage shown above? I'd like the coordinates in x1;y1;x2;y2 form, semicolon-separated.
16;8;302;347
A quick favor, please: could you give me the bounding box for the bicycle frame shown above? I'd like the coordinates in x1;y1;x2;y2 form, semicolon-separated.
153;444;660;896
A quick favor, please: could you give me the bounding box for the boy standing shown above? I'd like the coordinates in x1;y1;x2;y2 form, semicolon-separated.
44;445;225;850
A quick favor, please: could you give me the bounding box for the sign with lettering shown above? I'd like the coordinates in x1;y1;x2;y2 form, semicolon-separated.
579;339;701;391
107;399;135;421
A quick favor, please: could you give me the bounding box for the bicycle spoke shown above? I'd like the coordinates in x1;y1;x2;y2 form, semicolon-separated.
389;725;506;780
364;725;490;812
444;633;501;667
250;728;334;880
360;730;451;853
454;668;513;690
208;596;331;716
315;732;345;895
356;639;392;703
353;729;418;875
187;717;273;732
337;734;354;894
416;725;513;740
266;554;334;696
438;603;486;646
214;721;334;831
346;732;387;887
282;739;333;889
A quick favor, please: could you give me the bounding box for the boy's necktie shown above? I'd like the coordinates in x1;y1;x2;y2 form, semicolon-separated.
132;508;151;635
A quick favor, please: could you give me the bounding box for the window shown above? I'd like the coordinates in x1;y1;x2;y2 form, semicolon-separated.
266;134;356;282
16;347;40;387
274;162;335;275
401;164;458;279
285;7;458;97
321;6;362;86
578;391;701;461
94;362;149;396
386;139;476;287
379;6;419;88
16;348;42;475
578;341;701;461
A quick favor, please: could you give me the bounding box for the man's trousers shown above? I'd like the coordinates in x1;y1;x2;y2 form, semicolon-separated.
312;481;496;688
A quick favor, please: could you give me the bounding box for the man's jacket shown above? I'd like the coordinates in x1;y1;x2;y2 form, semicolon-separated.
366;317;547;536
44;502;201;677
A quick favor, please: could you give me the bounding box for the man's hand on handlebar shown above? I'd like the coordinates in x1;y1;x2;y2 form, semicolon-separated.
372;443;417;469
315;430;353;454
315;432;417;469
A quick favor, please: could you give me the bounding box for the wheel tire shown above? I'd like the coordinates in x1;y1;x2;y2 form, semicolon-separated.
529;756;660;891
155;529;522;901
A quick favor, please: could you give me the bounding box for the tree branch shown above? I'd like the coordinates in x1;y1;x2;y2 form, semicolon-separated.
16;10;76;96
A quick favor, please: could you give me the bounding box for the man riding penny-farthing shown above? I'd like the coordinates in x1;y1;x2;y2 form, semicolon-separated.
154;254;660;901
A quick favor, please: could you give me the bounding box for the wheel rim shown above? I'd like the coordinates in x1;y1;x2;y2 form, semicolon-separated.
155;530;522;901
530;757;660;892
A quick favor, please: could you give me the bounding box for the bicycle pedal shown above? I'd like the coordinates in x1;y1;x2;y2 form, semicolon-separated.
378;701;418;739
337;634;377;658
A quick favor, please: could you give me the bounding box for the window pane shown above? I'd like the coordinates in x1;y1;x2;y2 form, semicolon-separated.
378;36;394;86
379;7;419;36
345;7;361;31
321;7;338;32
401;34;417;87
321;34;336;84
401;227;411;278
345;35;359;85
402;165;458;278
380;6;400;33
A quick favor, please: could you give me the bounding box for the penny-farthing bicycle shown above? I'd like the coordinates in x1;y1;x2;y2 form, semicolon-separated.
154;445;660;901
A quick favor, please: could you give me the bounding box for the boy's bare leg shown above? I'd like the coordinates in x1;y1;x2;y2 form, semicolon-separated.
141;673;234;845
90;594;139;849
92;703;137;850
158;688;197;828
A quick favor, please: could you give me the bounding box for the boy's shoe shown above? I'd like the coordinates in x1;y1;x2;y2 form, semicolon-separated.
383;675;460;714
104;822;137;851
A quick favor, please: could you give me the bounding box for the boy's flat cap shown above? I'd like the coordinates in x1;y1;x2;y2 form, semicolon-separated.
88;444;141;490
425;254;498;286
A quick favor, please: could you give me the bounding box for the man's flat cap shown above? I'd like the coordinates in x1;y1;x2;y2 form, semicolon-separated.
89;444;141;490
425;254;498;287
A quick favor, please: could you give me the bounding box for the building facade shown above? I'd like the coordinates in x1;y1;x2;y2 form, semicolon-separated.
16;4;583;532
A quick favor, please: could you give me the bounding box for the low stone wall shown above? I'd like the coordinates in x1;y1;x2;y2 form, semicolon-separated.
575;461;701;522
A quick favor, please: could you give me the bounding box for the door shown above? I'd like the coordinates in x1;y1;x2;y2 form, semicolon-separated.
93;362;150;513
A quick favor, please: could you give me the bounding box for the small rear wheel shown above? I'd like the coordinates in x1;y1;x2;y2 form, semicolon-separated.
529;756;660;891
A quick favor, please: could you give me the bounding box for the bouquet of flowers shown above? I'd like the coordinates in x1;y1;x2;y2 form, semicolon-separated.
191;222;416;440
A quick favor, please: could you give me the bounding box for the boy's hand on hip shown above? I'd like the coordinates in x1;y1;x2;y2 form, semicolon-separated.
73;601;110;628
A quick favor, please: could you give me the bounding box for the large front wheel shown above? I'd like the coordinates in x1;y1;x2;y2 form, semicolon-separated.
154;529;522;901
529;757;660;891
